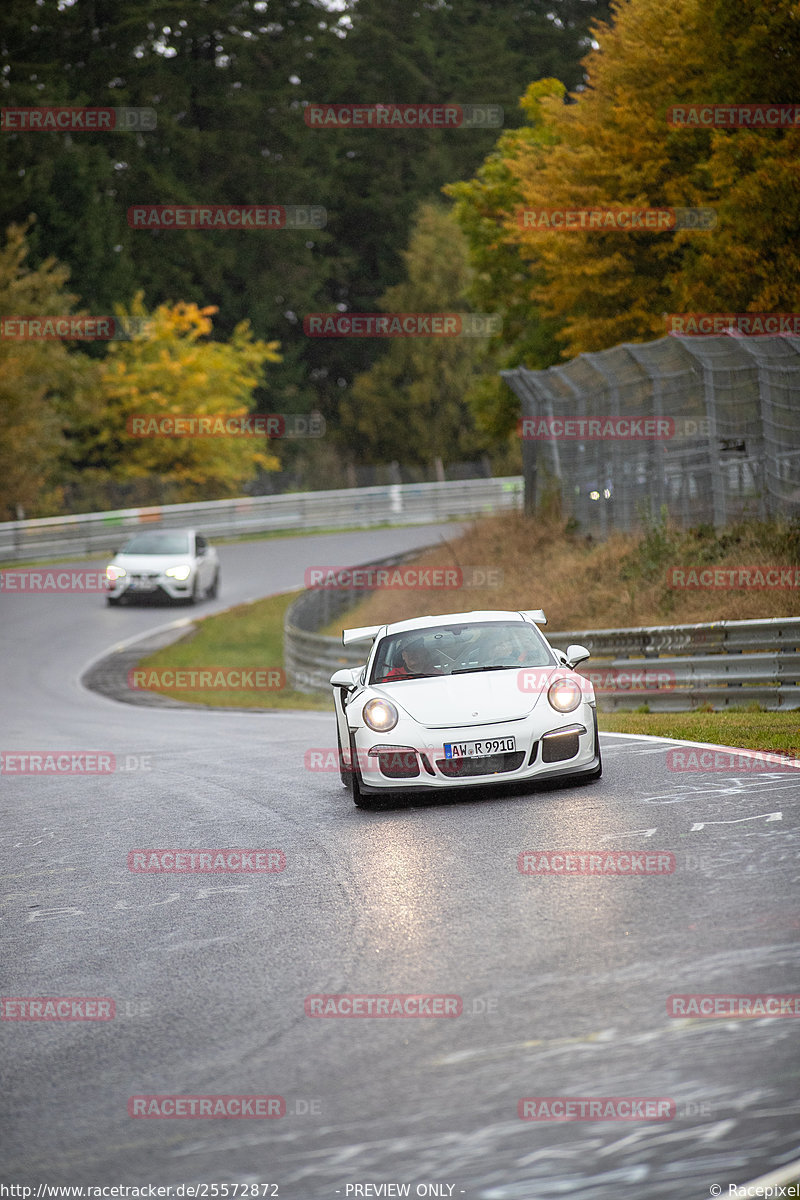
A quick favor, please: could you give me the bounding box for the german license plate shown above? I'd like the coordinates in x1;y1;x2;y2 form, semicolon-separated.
130;579;157;591
444;737;516;759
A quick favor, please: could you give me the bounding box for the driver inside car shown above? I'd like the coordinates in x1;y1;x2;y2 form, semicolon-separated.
381;637;444;680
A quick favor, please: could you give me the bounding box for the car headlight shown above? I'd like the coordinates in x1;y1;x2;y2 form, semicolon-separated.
547;676;582;713
164;564;192;580
106;565;126;581
363;698;398;732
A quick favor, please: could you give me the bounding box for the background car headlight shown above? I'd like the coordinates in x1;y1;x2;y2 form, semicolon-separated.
164;564;192;580
547;676;582;713
363;698;398;732
105;565;126;581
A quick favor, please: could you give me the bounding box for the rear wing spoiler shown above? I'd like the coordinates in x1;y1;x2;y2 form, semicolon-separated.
342;624;383;646
520;609;547;625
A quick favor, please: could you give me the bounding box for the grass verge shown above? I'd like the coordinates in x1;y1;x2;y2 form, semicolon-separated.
598;709;799;755
134;588;799;755
135;590;330;711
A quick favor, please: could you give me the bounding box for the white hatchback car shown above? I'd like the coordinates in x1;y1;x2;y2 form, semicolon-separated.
330;610;601;808
105;528;220;605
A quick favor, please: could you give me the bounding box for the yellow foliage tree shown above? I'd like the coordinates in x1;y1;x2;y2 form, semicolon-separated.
88;294;282;502
0;222;102;519
461;0;800;358
508;0;710;355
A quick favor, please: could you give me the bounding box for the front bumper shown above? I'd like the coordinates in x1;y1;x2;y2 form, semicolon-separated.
348;705;600;795
105;574;194;601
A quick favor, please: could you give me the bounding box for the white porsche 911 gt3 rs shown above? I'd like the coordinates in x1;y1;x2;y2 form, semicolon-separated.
330;610;602;809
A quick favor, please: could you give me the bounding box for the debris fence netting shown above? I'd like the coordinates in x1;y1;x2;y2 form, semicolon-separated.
503;333;800;532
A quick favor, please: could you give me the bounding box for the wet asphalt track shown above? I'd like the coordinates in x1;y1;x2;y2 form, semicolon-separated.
1;525;799;1198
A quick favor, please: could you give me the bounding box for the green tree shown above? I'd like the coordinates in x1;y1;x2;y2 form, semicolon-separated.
339;203;492;467
1;0;613;463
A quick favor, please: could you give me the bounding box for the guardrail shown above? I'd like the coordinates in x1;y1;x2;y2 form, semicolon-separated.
284;548;431;692
0;477;523;562
285;572;800;710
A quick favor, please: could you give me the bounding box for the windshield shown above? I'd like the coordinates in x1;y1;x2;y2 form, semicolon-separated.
370;620;554;683
120;532;192;555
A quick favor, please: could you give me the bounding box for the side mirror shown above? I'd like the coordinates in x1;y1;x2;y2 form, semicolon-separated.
330;667;361;689
565;643;591;668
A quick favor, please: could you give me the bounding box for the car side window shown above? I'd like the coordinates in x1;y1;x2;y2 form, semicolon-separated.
196;535;208;554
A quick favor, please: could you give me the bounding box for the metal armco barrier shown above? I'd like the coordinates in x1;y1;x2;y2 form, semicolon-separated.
0;477;523;562
285;576;800;710
284;548;432;692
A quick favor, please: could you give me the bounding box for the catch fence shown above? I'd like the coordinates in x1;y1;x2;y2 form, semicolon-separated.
503;332;800;533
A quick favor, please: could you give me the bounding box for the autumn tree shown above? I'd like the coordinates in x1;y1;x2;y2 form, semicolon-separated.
445;79;567;437
450;0;800;371
76;294;282;504
0;222;102;519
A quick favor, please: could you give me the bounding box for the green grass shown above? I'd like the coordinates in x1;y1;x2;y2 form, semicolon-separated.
135;590;331;710
598;709;799;755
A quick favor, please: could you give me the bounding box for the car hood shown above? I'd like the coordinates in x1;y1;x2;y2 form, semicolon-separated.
112;553;193;571
374;667;558;727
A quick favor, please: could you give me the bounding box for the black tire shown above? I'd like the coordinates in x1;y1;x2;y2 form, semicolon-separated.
106;595;121;607
188;575;201;605
348;733;390;809
207;569;220;599
352;770;373;808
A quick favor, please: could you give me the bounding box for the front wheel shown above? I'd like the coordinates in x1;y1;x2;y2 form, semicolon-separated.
207;569;220;599
348;733;391;809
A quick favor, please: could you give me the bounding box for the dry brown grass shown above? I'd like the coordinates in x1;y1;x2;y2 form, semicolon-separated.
320;511;800;635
